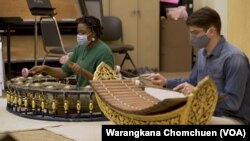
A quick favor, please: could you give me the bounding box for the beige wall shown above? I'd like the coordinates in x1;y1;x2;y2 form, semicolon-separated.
193;0;228;38
0;0;80;62
193;0;250;57
228;0;250;58
0;0;81;20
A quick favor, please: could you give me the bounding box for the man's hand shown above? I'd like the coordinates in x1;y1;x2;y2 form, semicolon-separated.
146;73;167;87
173;82;195;95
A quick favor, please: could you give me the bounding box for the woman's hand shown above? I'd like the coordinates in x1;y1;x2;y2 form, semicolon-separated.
173;82;195;96
29;65;46;75
67;62;93;80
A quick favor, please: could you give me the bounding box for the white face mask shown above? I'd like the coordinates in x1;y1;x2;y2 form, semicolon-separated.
77;34;88;45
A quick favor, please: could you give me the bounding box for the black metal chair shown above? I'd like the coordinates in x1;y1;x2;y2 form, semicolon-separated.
40;16;74;65
101;16;136;70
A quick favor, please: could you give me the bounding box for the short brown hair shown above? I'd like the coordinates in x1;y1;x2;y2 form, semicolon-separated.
186;7;221;34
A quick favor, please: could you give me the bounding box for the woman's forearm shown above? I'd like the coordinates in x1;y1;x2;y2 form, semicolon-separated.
80;68;93;80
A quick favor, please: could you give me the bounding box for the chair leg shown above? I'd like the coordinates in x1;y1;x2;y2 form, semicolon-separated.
120;52;137;71
42;55;47;65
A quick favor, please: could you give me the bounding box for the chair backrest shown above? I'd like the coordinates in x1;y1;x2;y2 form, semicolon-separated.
101;16;123;43
84;0;104;25
40;16;64;49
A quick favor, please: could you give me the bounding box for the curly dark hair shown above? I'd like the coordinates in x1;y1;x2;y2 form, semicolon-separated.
76;16;103;38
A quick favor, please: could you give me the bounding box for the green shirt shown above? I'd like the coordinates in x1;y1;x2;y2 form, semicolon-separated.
62;40;114;87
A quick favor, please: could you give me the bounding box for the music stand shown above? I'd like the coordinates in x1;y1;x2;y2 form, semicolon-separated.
26;0;56;66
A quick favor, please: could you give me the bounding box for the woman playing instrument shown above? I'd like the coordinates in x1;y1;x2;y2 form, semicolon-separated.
29;16;114;87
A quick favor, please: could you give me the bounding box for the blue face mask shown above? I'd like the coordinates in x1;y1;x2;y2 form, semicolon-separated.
189;29;211;49
77;34;88;45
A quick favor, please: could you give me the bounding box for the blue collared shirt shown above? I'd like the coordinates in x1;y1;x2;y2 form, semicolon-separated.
167;36;250;124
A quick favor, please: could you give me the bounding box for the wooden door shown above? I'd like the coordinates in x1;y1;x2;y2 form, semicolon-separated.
102;0;160;70
108;0;138;69
102;0;110;16
137;0;159;69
